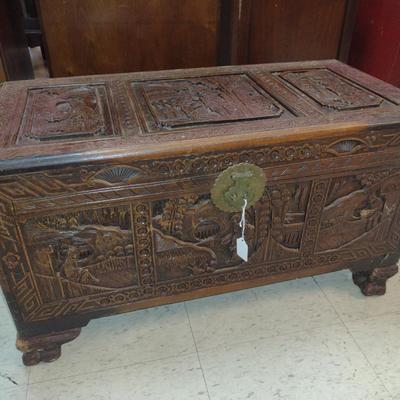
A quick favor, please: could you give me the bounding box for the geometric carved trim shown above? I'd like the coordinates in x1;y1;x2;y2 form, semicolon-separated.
2;132;400;205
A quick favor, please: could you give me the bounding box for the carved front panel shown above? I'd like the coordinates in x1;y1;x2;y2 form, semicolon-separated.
17;85;115;143
133;74;287;130
150;182;316;283
276;69;385;111
2;165;400;323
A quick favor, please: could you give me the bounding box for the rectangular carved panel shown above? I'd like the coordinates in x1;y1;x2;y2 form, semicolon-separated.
133;74;287;130
276;69;385;111
21;206;138;303
17;85;116;143
316;169;400;252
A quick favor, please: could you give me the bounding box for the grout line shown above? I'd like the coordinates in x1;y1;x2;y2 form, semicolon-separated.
27;350;197;387
313;276;395;399
25;368;30;400
184;302;212;400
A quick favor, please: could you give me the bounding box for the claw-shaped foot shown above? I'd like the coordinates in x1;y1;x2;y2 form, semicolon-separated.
352;264;398;296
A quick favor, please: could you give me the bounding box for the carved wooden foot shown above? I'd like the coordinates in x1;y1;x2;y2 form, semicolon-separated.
352;265;398;296
16;328;81;366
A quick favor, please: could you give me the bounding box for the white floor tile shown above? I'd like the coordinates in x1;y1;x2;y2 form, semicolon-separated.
314;270;400;322
27;353;208;400
3;387;28;400
0;363;29;393
0;308;23;367
186;277;340;351
0;291;7;308
29;303;196;383
346;313;400;398
199;324;392;400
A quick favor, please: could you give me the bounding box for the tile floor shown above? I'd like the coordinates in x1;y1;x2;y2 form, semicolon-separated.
1;269;400;400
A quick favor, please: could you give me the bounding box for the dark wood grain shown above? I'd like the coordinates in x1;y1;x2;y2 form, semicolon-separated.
37;0;221;77
0;0;33;80
0;58;5;81
246;0;348;63
1;60;400;365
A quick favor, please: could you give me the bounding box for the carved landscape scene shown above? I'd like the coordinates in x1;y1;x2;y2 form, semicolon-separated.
23;206;138;302
317;170;400;251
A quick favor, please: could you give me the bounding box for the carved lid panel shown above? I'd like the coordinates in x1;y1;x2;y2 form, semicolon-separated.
133;74;287;130
0;60;400;171
18;85;116;143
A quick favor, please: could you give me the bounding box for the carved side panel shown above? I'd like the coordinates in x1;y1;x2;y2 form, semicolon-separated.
0;199;42;320
17;85;116;143
21;206;138;303
316;170;400;252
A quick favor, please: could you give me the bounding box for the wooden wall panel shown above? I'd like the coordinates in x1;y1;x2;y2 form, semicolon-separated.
245;0;349;63
37;0;221;77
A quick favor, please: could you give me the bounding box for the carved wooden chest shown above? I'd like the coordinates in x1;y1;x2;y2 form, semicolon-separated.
1;60;400;366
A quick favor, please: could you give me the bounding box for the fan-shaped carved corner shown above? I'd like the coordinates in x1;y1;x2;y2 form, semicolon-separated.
324;138;368;156
89;165;143;186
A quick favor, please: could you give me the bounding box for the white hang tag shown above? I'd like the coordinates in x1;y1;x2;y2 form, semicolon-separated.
237;198;248;262
236;237;248;262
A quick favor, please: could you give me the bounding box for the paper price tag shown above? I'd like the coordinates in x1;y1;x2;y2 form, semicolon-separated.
236;197;249;262
236;236;248;262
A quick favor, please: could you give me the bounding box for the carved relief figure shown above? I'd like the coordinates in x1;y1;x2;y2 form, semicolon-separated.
23;206;138;302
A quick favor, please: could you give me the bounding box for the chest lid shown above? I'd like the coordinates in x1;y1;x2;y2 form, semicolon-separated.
1;60;400;173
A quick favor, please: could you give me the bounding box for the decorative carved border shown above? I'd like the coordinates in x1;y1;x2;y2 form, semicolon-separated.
1;131;400;204
301;180;329;256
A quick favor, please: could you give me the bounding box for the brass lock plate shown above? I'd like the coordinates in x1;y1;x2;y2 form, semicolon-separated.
211;163;266;212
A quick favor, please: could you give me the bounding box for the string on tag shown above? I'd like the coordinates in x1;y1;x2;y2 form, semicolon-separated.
236;196;249;262
239;197;247;239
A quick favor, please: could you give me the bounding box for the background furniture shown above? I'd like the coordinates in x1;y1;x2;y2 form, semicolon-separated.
0;0;33;80
36;0;358;77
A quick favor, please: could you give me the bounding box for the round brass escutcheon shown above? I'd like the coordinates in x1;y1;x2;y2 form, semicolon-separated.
211;163;266;212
